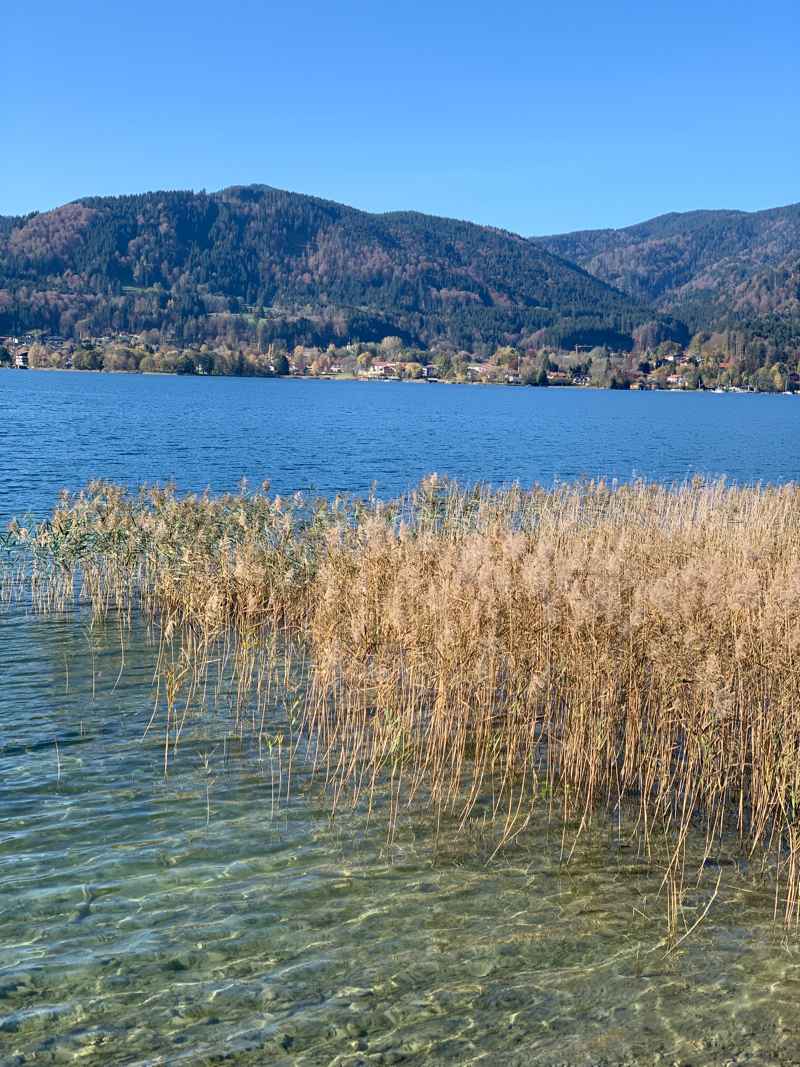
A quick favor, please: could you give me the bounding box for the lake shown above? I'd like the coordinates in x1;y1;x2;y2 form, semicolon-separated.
3;370;800;1066
3;370;800;524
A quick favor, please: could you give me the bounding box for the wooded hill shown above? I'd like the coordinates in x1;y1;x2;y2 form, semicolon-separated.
0;186;680;353
533;203;800;343
4;186;798;356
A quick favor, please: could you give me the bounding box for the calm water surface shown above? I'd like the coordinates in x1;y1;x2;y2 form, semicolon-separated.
4;371;800;1065
3;370;800;523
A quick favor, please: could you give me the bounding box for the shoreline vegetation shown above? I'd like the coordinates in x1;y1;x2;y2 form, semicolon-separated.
1;330;798;391
7;474;800;944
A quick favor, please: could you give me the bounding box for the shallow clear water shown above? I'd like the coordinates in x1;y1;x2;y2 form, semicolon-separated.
3;608;800;1066
4;371;800;524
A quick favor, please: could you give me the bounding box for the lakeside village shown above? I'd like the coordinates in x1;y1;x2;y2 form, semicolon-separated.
1;329;796;392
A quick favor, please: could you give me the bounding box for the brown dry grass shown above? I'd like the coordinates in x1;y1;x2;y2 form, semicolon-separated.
7;473;800;935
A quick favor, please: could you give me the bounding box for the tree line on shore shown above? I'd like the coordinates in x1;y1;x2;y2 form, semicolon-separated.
3;325;797;391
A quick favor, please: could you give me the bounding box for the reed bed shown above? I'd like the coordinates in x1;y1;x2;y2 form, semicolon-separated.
7;474;800;936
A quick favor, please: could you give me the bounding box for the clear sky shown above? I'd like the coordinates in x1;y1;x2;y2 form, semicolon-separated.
4;0;798;235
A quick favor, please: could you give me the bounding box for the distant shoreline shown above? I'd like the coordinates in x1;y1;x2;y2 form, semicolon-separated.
3;366;795;395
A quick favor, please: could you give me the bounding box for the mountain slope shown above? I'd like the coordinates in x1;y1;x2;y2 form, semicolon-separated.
0;185;677;351
532;203;800;329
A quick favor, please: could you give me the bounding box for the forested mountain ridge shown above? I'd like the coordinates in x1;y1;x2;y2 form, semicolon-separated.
532;203;800;330
726;251;800;320
0;185;678;352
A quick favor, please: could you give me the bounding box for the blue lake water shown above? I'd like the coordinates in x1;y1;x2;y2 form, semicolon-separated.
2;369;800;523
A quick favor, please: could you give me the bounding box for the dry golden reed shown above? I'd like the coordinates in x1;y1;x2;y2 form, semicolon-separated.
7;474;800;931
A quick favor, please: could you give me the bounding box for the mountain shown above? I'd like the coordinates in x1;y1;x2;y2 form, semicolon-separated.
0;186;679;353
532;203;800;334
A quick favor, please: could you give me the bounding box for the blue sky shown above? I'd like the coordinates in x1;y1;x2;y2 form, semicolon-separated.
4;0;798;234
